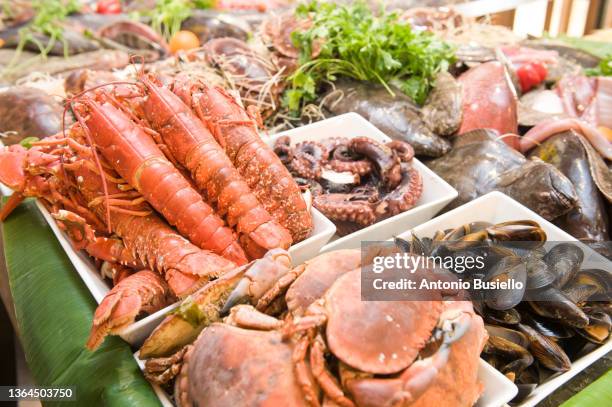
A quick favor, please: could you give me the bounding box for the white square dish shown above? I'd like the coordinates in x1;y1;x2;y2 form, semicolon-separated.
398;191;612;407
266;112;457;252
29;199;334;346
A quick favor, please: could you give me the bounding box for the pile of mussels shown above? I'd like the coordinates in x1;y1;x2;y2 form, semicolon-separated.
398;220;611;403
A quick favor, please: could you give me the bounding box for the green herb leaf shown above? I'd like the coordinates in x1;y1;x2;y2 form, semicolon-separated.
19;137;40;149
586;54;612;77
283;0;455;112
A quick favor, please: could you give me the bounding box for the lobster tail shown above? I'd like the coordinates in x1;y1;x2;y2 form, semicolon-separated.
87;270;173;350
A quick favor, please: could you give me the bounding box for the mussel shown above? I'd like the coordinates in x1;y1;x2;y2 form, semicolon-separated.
579;309;611;344
485;256;527;311
518;324;571;372
528;287;589;328
544;243;584;289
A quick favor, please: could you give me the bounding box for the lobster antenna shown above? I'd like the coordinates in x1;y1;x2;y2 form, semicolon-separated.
129;54;147;78
64;80;139;234
70;99;113;234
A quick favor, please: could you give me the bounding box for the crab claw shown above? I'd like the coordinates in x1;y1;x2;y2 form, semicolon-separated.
139;248;291;359
220;248;292;315
0;145;27;190
87;270;173;351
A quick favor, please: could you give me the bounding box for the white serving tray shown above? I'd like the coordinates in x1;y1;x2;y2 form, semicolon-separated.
25;197;334;346
398;191;612;407
266;113;458;252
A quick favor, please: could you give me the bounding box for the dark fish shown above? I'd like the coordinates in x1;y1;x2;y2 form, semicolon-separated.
322;80;451;157
529;131;611;241
0;23;99;56
427;129;578;220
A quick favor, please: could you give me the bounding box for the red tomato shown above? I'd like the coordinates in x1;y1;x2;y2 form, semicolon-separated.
531;62;548;82
97;0;122;14
516;62;547;93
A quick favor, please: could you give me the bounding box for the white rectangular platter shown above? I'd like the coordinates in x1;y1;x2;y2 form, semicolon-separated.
266;112;458;252
398;191;612;407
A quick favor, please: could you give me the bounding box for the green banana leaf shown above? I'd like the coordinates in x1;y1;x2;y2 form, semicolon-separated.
2;199;161;407
561;369;612;407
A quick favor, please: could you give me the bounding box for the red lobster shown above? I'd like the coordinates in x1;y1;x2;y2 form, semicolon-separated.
0;137;237;350
138;75;292;260
71;88;248;265
172;79;313;242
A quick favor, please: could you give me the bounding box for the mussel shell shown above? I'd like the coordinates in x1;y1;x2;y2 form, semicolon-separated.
486;221;547;246
558;335;589;361
522;313;574;339
485;325;529;348
562;282;601;304
485;256;527;311
578;310;611;344
512;366;540;403
444;222;493;240
518;324;572;372
525;258;556;290
572;269;612;300
485;307;522;326
544;243;584;289
528;287;589;328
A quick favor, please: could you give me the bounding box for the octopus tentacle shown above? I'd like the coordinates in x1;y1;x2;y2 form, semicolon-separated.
313;193;376;227
328;145;373;176
382;164;423;216
349;137;401;190
386;140;415;163
291;141;328;179
273;135;294;165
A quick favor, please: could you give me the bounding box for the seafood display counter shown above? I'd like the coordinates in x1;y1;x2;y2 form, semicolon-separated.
0;0;611;406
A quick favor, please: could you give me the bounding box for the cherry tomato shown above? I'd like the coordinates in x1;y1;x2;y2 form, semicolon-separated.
531;62;548;82
169;31;201;54
97;0;122;14
516;62;547;93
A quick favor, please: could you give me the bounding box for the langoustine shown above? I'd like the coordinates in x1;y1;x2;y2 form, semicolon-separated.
138;74;292;260
71;86;248;265
173;80;313;242
0;133;238;350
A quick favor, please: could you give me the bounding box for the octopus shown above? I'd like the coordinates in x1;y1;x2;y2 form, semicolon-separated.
273;136;423;236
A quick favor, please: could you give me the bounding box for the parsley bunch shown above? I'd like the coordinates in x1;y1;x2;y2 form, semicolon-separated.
284;1;456;112
144;0;215;40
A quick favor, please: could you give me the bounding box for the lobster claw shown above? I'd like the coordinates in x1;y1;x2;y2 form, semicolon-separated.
87;270;173;351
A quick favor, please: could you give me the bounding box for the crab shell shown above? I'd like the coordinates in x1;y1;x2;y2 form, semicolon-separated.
323;269;444;375
408;301;487;407
285;249;361;314
176;323;308;407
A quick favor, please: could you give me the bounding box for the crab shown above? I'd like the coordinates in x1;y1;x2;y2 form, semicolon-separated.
283;269;487;407
171;258;486;406
141;248;292;375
